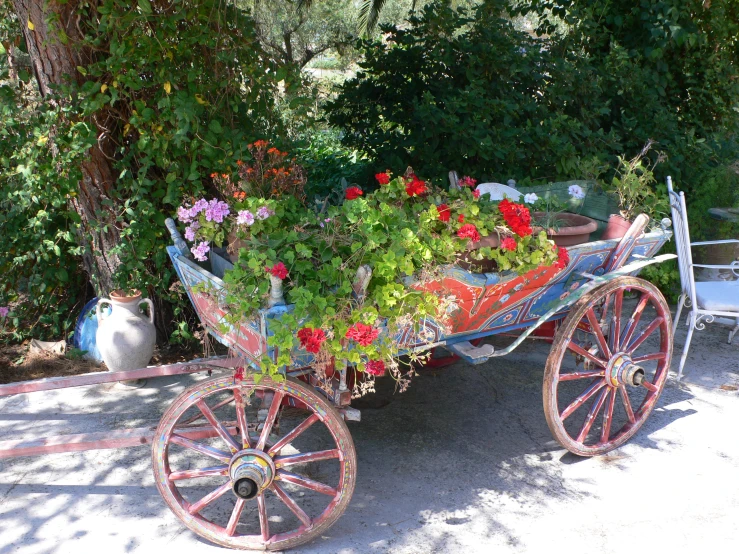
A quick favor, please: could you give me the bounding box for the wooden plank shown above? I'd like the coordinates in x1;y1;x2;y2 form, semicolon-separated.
0;423;238;459
0;357;241;397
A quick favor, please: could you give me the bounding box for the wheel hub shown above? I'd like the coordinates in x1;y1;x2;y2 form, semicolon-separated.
606;352;645;388
229;449;276;500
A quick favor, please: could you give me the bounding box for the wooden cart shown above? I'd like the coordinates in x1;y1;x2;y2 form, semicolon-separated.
0;215;676;550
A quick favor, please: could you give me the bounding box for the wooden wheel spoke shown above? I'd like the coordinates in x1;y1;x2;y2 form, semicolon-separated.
613;289;623;350
272;482;312;528
599;388;616;444
180;396;234;426
257;493;270;542
168;465;229;481
641;380;658;393
187;481;232;515
233;389;251;450
278;470;337;497
625;317;664;353
169;434;231;463
620;294;650;347
558;370;606;381
566;340;607;369
268;413;320;455
275;449;340;469
561;379;606;421
196;399;240;453
620;387;636;424
586;308;611;359
226;498;246;537
256;390;285;451
576;388;609;443
632;351;666;363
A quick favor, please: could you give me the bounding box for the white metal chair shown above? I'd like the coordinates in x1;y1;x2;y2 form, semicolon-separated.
668;176;739;380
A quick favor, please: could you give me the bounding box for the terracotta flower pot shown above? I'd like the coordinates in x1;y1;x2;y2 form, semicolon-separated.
601;214;632;240
456;234;500;272
533;212;598;246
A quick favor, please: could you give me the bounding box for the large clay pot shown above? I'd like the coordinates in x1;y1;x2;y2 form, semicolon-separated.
533;212;598;246
456;234;500;272
96;289;156;372
601;213;632;240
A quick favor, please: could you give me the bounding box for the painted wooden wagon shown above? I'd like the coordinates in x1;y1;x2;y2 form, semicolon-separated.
0;214;676;551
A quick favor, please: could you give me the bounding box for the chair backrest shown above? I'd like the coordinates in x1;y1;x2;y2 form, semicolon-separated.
476;182;522;201
667;176;697;306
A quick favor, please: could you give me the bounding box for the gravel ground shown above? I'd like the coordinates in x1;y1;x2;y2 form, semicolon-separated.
1;313;738;554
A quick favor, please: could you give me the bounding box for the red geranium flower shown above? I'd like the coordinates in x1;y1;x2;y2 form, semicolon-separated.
459;176;477;188
345;186;363;200
437;204;451;222
405;176;427;197
345;322;380;347
473;189;481;199
498;198;533;237
375;172;391;185
501;236;517;251
297;327;327;354
457;224;481;242
265;262;288;280
554;246;570;269
365;360;386;376
458;214;465;223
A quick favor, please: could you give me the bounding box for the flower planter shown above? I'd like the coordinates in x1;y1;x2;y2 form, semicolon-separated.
209;247;234;278
456;233;500;273
601;214;632;240
533;212;598;246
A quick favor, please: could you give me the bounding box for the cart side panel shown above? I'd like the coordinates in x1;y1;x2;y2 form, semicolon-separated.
168;246;266;366
413;231;669;342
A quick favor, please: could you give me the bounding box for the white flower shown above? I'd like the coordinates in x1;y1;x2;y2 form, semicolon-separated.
524;193;539;204
237;210;255;226
568;184;585;200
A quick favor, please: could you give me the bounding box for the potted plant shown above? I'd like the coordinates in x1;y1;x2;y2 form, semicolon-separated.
603;141;666;239
524;184;598;246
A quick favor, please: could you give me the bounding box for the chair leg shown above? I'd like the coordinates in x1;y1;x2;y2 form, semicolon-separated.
729;318;739;344
677;311;696;382
673;294;686;336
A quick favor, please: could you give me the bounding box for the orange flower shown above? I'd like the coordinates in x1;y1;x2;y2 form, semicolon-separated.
252;139;268;149
221;173;229;178
236;160;244;166
210;173;217;178
267;147;280;156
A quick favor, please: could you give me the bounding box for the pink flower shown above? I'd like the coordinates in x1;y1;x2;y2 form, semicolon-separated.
473;189;481;199
345;322;380;347
459;176;477;188
365;360;386;376
0;306;9;318
501;237;517;251
266;262;288;280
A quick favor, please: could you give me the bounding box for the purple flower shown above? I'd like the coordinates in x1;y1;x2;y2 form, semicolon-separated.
191;241;210;262
237;210;255;226
0;306;9;318
184;221;200;241
177;205;193;223
256;206;274;220
205;199;230;223
192;199;208;214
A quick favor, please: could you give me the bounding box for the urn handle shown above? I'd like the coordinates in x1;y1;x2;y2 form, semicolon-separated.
96;298;112;322
139;298;155;325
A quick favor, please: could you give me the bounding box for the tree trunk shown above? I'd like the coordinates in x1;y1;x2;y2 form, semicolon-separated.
12;0;121;295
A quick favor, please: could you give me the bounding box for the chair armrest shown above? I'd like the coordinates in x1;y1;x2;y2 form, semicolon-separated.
692;263;739;270
691;239;739;246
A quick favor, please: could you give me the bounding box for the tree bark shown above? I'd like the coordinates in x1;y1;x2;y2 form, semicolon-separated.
11;0;121;295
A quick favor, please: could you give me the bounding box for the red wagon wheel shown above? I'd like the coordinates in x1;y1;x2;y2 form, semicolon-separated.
152;375;356;550
543;276;673;456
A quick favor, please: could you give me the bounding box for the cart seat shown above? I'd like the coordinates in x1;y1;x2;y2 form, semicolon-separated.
694;280;739;312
